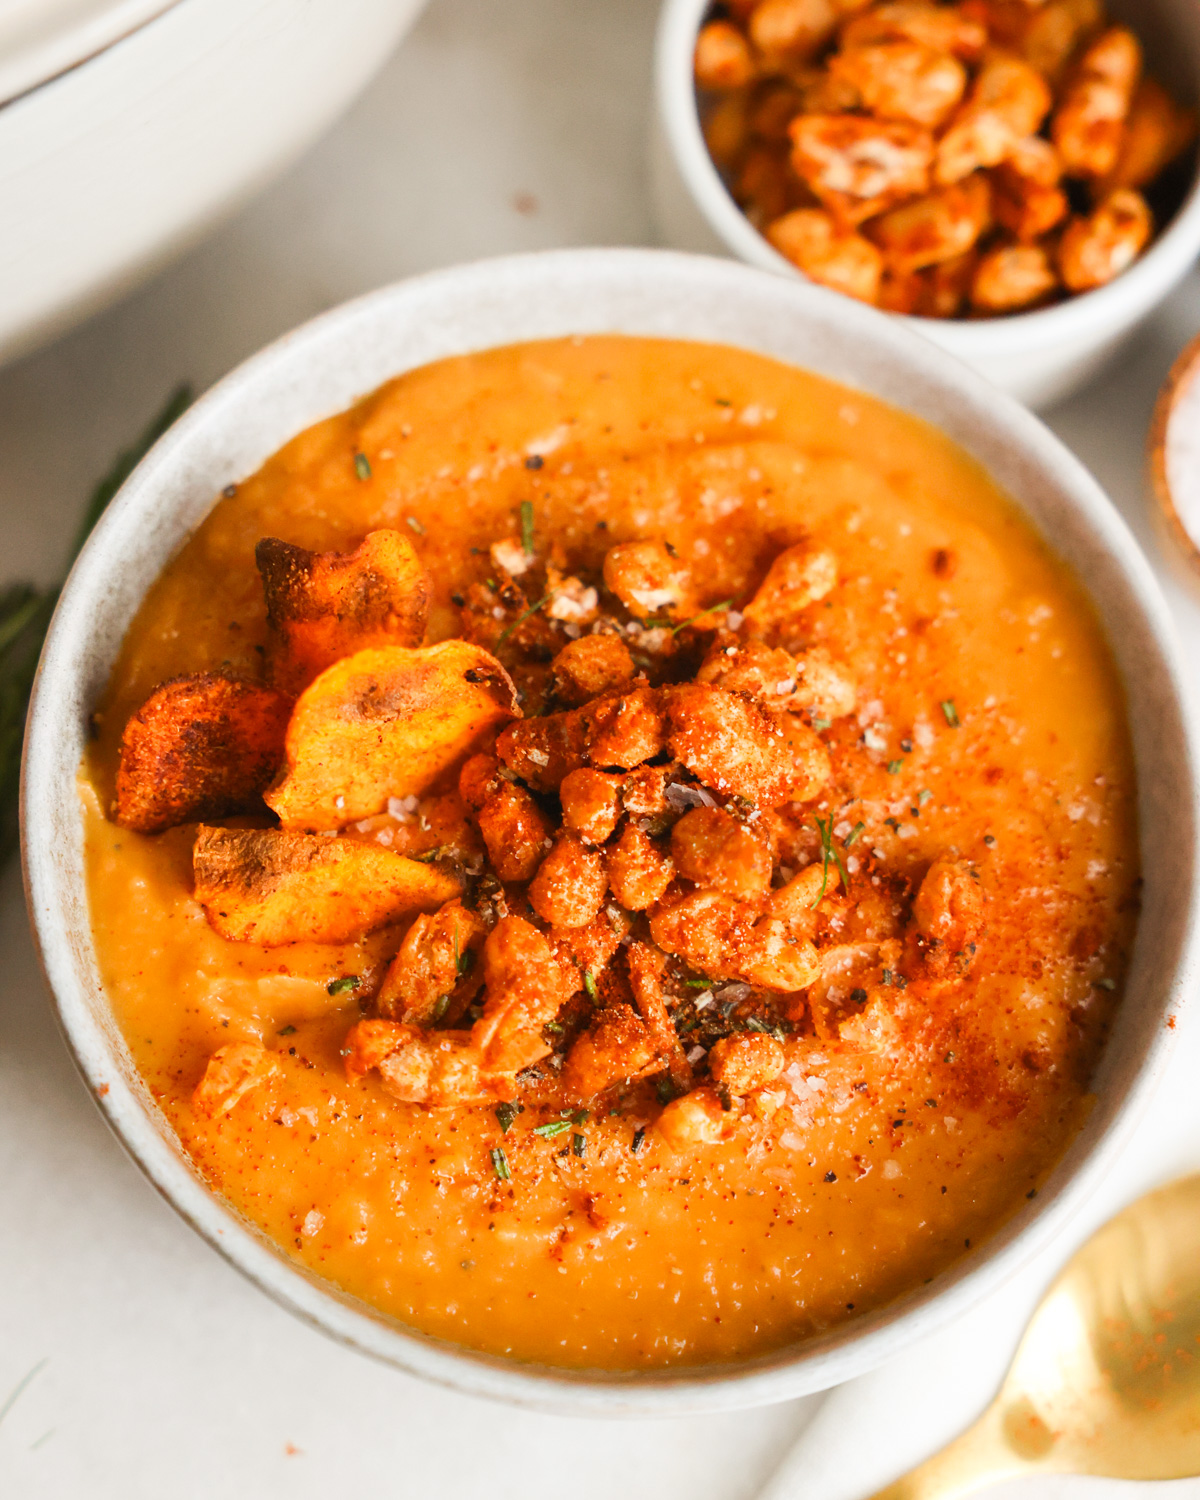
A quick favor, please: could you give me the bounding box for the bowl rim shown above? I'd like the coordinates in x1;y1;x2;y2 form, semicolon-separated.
21;245;1200;1416
655;0;1200;353
0;0;182;109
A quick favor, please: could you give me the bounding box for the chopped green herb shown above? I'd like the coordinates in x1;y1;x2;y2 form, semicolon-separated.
405;514;425;535
917;789;933;806
715;397;732;407
812;717;832;731
584;969;599;1001
532;1120;572;1138
811;813;849;906
408;847;443;863
524;453;544;470
887;760;903;774
276;1024;296;1037
494;1101;520;1134
497;593;549;645
431;995;451;1022
490;1146;511;1181
326;975;360;996
572;1131;586;1158
569;1108;589;1125
631;1126;646;1153
1095;977;1116;991
941;699;960;728
843;820;865;848
670;598;734;636
543;1019;564;1035
744;1014;786;1040
354;452;371;481
655;1076;679;1105
684;977;714;989
520;499;535;557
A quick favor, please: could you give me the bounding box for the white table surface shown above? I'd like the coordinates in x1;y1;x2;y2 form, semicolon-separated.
2;1;1200;1496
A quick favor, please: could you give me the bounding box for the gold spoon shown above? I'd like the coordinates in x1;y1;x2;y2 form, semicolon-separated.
871;1173;1200;1499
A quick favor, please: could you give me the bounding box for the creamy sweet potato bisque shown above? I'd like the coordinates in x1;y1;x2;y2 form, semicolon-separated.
83;336;1138;1370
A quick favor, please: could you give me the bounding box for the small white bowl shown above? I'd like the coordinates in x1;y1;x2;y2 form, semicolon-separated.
22;248;1200;1414
0;0;428;367
651;0;1200;408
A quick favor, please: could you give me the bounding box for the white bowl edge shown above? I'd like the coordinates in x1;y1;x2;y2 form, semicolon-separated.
21;247;1200;1415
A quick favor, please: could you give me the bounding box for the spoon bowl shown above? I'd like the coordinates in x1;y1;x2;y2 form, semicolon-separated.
875;1173;1200;1498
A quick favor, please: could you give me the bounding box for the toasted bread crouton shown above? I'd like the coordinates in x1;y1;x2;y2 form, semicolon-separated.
551;634;637;706
561;1003;661;1100
664;682;831;808
115;673;291;833
192;1042;282;1116
602;539;698;621
343;1020;506;1107
472;916;574;1073
265;641;518;829
377;900;487;1024
257;530;431;692
529;833;608;930
670;806;773;901
193;825;460;945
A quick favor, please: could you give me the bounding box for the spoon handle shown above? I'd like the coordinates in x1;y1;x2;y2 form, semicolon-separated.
867;1405;1031;1500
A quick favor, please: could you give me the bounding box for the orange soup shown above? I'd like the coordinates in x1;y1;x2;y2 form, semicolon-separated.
83;337;1138;1370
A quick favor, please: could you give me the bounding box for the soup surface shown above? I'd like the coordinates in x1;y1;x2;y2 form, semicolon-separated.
84;336;1138;1370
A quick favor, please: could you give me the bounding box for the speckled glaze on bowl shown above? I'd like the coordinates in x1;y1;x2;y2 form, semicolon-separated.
651;0;1200;409
21;249;1200;1414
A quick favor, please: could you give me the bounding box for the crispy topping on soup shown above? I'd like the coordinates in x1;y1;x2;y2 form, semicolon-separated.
84;337;1137;1368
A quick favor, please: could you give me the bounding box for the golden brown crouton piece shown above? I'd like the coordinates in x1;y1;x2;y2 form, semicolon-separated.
115;673;291;834
670;806;772;901
627;941;692;1089
472;916;574;1073
459;752;554;882
620;762;675;818
561;1004;662;1101
588;686;666;770
789;114;934;225
708;1033;785;1094
257;530;431;693
912;855;984;968
193;825;460;945
496;688;663;792
602;539;698;621
529;833;608;930
605;824;675;910
495;694;612;792
265;641;518;829
560;768;623;845
551;635;637;706
742;544;837;631
658;1086;730;1147
192;1042;281;1116
1099;77;1198;195
549;911;628;992
649;889;821;992
664;683;831;808
377;900;487;1024
343;1020;505;1108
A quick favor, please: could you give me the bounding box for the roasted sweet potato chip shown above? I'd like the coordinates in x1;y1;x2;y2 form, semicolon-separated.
194;825;460;945
265;641;519;829
257;530;431;692
115;673;292;834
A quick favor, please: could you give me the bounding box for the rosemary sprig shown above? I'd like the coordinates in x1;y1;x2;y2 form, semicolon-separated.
810;813;849;907
0;385;192;866
497;593;549;646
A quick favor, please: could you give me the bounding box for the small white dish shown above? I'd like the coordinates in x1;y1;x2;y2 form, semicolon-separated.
21;248;1200;1414
0;0;428;367
650;0;1200;408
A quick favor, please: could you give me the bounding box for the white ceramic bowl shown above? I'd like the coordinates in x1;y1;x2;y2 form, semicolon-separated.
651;0;1200;409
22;248;1200;1414
0;0;428;368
